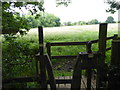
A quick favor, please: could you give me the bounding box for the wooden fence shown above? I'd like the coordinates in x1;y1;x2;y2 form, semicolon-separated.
3;23;119;89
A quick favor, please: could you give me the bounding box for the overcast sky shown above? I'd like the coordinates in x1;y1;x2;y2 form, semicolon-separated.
43;0;118;23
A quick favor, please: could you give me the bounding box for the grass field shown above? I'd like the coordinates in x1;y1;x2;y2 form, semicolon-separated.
23;23;118;55
3;23;118;77
17;23;118;75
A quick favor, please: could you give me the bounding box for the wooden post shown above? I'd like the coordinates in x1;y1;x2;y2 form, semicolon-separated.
46;43;51;59
111;40;120;66
108;36;120;89
44;54;56;90
97;23;108;89
71;54;82;90
86;41;92;90
113;34;118;40
38;26;47;89
35;56;39;75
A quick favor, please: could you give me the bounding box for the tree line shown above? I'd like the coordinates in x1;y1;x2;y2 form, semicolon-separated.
26;15;118;28
62;16;118;26
2;1;120;35
26;12;61;28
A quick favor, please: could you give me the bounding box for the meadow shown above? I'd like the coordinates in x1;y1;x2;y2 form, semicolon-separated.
25;23;118;57
2;23;118;78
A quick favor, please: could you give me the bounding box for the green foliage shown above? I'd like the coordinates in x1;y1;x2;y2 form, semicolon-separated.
56;0;71;7
106;0;120;14
25;13;61;28
2;1;44;35
2;24;117;87
88;19;99;24
63;21;87;26
63;19;100;26
42;13;61;27
63;21;73;26
78;21;86;25
2;36;38;78
106;16;115;23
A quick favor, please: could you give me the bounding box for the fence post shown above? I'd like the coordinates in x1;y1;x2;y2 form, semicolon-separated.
38;26;47;89
71;54;82;90
44;54;56;90
46;43;51;59
111;36;120;66
96;23;108;89
108;36;120;88
86;41;92;90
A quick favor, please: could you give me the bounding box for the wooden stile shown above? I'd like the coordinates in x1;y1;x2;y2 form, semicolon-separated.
38;26;47;89
44;54;56;90
46;43;51;59
71;54;82;90
108;35;120;89
96;23;108;89
111;36;120;66
86;42;92;90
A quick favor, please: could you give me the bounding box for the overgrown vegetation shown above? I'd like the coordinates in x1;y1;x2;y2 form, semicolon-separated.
2;24;118;79
2;1;44;35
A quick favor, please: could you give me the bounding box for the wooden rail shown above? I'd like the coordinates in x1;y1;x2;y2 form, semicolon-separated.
3;77;72;84
3;24;117;89
46;36;114;60
46;36;114;46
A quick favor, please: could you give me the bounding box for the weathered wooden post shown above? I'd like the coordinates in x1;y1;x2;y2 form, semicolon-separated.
111;36;120;65
86;41;92;90
44;54;56;90
108;35;120;88
71;54;82;90
38;26;47;89
96;23;108;89
46;43;51;59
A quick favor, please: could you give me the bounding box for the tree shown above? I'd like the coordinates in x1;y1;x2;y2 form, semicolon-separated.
55;0;120;14
26;13;61;28
89;19;99;24
87;19;99;25
78;21;86;25
105;16;115;23
105;0;120;13
43;13;61;27
2;1;44;35
63;21;72;26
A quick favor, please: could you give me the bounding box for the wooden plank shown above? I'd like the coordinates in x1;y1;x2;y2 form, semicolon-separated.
106;47;111;51
96;23;108;89
3;76;40;84
111;40;120;66
86;42;92;90
51;52;98;59
52;79;72;84
47;36;113;47
38;26;47;89
108;37;120;88
35;56;39;75
71;55;82;90
113;34;118;40
44;54;56;90
50;41;87;46
46;43;51;59
51;55;77;59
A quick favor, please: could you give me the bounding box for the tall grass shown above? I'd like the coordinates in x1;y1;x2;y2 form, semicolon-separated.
3;24;118;77
18;24;118;63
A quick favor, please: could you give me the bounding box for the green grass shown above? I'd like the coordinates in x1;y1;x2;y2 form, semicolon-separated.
3;23;118;77
20;24;118;76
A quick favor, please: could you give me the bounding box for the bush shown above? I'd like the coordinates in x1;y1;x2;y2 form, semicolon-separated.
2;36;38;78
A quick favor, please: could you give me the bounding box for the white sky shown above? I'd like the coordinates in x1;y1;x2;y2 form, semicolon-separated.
43;0;118;23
